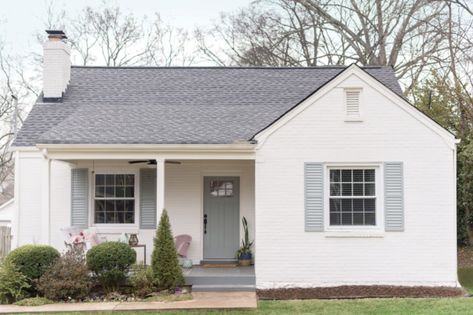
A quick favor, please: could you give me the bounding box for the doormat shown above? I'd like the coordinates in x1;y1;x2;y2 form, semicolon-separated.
202;263;238;268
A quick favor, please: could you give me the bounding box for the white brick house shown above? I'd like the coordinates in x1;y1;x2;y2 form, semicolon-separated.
10;31;459;292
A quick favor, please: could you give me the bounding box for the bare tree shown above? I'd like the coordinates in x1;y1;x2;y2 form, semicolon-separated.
0;41;37;203
196;0;462;95
43;4;195;67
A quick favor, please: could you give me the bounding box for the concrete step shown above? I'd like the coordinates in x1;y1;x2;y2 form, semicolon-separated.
185;275;255;286
191;284;256;292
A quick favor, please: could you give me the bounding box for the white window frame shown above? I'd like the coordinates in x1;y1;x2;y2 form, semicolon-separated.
89;169;140;229
324;163;384;231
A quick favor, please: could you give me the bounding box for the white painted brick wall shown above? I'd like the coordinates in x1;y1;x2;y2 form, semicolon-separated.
254;73;458;288
43;41;71;98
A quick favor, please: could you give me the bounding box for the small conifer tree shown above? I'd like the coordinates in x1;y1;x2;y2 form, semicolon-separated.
151;209;184;290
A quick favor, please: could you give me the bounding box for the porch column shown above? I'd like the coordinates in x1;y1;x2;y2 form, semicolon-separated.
41;156;51;244
156;158;165;220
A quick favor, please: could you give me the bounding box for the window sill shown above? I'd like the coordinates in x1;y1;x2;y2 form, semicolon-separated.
89;226;140;234
344;117;363;122
324;231;384;238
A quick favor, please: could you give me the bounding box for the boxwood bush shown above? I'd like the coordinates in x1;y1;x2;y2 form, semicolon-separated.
38;250;92;301
4;245;60;282
86;241;136;292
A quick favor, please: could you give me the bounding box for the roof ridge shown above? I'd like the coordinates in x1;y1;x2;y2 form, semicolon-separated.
71;65;389;70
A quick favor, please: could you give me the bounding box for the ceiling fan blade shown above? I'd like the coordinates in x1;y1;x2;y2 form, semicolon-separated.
166;160;181;165
128;160;150;164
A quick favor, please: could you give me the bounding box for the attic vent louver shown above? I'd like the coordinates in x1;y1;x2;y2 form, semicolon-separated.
345;89;362;120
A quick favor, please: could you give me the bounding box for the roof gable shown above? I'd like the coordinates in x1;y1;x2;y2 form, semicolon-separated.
253;65;456;149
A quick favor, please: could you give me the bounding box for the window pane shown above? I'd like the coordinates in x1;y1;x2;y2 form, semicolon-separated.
115;200;125;211
96;175;105;185
364;199;376;212
105;186;115;197
341;212;352;225
364;169;375;182
105;200;115;212
330;183;341;196
342;199;352;211
353;213;364;225
365;183;375;196
342;183;352;196
95;211;105;223
105;212;115;223
105;175;115;186
330;199;341;212
342;170;352;182
125;212;134;223
353;184;364;196
125;187;134;198
353;170;363;182
125;200;134;212
95;200;105;212
116;187;125;198
353;199;364;212
115;175;125;186
330;170;340;182
125;175;134;185
330;213;341;225
95;186;105;198
365;212;376;225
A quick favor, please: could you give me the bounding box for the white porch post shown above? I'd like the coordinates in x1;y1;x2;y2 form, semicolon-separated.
41;156;51;244
156;158;165;220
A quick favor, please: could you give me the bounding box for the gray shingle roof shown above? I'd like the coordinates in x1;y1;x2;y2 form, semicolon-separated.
13;66;402;146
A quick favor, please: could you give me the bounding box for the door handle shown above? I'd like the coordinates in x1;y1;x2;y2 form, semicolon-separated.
204;214;208;234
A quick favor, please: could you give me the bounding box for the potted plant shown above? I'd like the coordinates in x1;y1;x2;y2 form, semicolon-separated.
236;217;253;266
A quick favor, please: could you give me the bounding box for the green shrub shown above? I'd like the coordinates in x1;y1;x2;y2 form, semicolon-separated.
4;245;60;282
129;264;155;298
0;262;30;304
37;250;92;301
86;241;136;292
151;209;184;290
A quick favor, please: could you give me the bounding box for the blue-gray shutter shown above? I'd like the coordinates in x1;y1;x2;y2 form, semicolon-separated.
71;168;89;228
305;163;324;232
140;168;157;229
384;162;404;231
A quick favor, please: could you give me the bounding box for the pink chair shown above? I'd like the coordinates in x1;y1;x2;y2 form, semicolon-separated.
175;234;192;257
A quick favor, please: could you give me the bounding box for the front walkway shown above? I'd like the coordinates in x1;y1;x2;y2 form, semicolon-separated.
0;292;257;313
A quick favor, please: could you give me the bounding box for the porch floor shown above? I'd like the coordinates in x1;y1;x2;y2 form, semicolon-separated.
183;266;255;292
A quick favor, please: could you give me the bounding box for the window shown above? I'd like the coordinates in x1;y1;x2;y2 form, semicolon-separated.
94;174;135;224
210;180;233;197
329;169;376;226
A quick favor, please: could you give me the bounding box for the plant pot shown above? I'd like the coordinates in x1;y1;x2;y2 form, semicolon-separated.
238;253;252;266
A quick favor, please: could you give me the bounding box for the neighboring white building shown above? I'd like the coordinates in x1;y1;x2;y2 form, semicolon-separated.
10;31;459;292
0;199;13;227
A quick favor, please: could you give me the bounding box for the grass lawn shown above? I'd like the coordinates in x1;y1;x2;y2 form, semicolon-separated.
15;298;473;315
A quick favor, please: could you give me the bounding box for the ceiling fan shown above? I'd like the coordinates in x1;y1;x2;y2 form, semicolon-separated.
128;159;181;165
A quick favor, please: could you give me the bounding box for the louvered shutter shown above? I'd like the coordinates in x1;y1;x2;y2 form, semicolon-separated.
71;168;89;228
345;90;360;117
140;168;157;229
384;162;404;231
305;163;324;231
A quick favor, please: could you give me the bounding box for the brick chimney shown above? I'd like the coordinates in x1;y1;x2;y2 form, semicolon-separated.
43;30;71;102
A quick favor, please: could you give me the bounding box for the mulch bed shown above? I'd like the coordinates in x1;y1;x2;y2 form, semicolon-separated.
257;286;467;300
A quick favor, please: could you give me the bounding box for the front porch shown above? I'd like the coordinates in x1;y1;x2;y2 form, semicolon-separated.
42;153;255;266
183;265;255;292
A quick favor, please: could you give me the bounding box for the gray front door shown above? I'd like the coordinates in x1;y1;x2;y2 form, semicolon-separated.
203;176;240;260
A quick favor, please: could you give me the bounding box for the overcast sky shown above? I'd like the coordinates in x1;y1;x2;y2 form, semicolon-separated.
0;0;251;56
